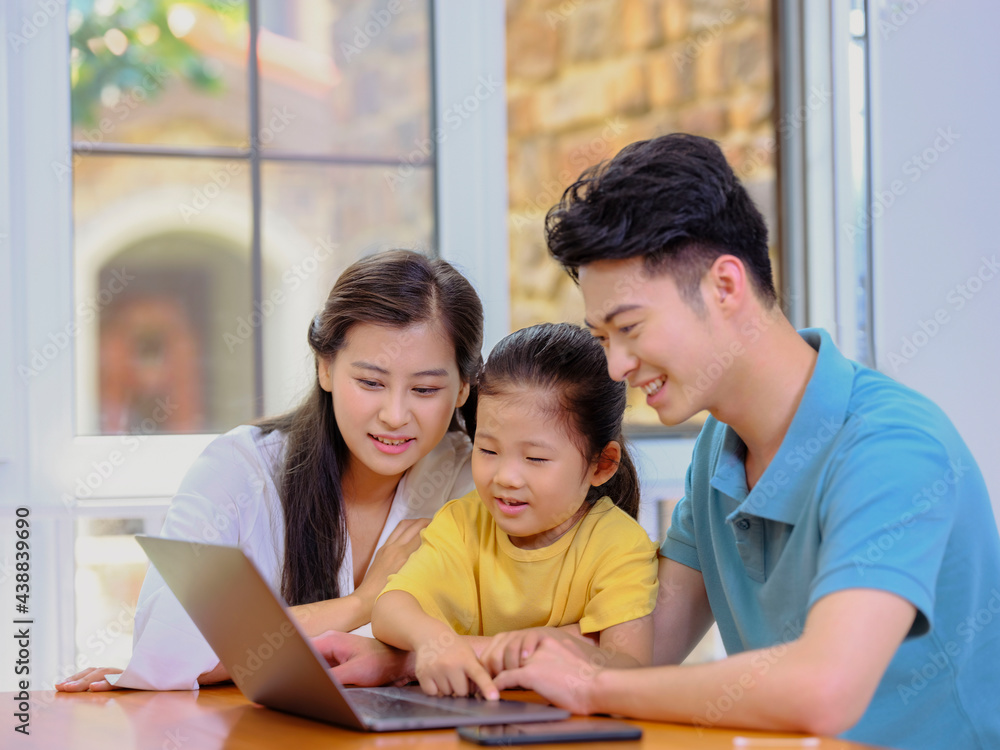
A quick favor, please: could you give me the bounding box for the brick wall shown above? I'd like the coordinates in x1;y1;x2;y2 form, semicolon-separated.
506;0;777;339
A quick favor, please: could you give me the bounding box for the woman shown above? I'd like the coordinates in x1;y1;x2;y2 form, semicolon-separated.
57;250;484;691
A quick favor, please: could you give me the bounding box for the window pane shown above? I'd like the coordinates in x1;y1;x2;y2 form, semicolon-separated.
69;0;249;148
72;155;254;435
506;1;778;432
75;517;154;672
258;0;432;156
260;161;435;415
845;1;872;366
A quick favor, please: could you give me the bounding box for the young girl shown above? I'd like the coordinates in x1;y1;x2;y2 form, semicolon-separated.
57;250;484;691
371;322;659;700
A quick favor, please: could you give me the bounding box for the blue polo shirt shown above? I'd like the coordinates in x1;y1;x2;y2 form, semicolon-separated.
663;328;1000;750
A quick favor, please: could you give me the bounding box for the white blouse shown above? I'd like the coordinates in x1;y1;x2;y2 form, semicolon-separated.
110;425;473;690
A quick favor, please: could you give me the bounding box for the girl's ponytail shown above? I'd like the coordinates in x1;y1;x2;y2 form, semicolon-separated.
591;432;640;519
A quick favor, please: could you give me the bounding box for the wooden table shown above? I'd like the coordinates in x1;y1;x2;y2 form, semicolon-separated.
14;686;887;749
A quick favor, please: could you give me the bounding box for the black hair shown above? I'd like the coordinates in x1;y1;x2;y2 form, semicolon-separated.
473;322;640;519
546;133;776;308
258;250;483;606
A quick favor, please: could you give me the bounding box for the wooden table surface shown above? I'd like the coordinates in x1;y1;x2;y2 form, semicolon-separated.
14;685;889;749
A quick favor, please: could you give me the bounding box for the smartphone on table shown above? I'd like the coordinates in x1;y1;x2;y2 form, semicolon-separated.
457;718;642;745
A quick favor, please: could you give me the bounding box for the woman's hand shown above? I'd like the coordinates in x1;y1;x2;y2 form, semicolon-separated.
197;661;230;685
55;667;123;692
353;518;430;613
314;630;413;687
290;518;431;636
414;637;499;700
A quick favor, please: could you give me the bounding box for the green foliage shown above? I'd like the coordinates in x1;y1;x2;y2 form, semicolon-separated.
69;0;244;126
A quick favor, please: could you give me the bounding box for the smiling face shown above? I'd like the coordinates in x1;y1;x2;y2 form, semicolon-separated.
472;388;615;550
580;256;724;426
318;321;469;488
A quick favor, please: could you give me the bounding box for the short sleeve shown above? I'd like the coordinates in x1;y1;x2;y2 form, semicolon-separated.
661;461;701;572
810;426;958;637
111;430;276;690
380;496;481;634
580;520;659;634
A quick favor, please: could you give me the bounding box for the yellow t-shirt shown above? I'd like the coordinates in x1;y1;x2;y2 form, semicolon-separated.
380;491;659;636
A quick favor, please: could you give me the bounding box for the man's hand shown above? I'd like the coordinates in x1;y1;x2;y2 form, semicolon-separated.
493;635;602;715
314;631;412;687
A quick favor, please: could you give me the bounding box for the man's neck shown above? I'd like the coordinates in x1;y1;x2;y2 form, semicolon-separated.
712;314;818;489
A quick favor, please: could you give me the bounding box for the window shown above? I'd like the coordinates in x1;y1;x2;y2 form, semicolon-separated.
1;0;506;690
66;0;439;670
505;0;780;433
69;0;437;436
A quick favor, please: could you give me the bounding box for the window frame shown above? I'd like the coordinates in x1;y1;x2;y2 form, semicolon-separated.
776;0;873;354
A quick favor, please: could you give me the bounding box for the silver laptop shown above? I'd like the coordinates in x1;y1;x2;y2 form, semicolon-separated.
135;535;570;731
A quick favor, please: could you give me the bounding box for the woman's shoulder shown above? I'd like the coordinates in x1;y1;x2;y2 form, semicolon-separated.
396;431;474;515
210;422;285;448
200;424;286;471
421;430;473;467
175;424;286;505
160;425;286;546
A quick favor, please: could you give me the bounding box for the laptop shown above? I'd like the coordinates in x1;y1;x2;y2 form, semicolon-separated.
135;535;570;731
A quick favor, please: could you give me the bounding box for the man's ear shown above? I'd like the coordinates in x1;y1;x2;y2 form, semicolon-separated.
707;255;747;311
590;440;622;487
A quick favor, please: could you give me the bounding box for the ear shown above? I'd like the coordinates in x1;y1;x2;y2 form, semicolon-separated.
455;379;470;408
317;357;334;393
706;255;747;312
589;440;622;487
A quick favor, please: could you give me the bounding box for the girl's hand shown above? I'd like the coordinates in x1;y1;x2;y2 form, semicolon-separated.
480;628;556;676
353;518;430;611
492;636;601;715
414;638;499;700
480;626;599;676
55;667;123;692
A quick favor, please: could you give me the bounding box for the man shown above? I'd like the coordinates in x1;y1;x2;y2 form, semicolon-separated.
488;134;1000;749
324;134;999;749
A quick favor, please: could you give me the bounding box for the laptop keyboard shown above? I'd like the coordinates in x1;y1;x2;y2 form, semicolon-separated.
347;687;522;719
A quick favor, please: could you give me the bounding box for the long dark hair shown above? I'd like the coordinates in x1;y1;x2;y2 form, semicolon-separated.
258;250;484;606
473;322;640;519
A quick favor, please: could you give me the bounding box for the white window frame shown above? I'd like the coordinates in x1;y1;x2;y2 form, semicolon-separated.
0;0;507;689
780;0;873;357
